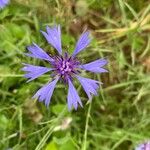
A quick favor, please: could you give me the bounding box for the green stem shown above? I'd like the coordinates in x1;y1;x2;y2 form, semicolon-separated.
82;102;92;150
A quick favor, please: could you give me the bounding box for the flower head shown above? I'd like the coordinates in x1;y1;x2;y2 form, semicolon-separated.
0;0;9;9
135;141;150;150
22;25;108;110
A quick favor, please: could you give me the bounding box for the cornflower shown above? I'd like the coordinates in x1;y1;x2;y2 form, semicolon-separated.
22;25;108;110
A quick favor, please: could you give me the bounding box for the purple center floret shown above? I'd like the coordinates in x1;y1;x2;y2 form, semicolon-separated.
52;53;80;82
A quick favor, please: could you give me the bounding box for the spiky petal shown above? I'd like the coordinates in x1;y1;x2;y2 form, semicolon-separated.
67;79;83;110
33;77;59;106
79;58;108;73
73;31;91;56
25;43;53;62
41;25;62;55
22;63;53;82
76;75;101;100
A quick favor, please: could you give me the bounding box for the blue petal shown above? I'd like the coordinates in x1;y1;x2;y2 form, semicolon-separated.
76;75;101;100
67;79;83;110
25;43;53;62
79;58;108;73
135;142;150;150
0;0;9;9
41;25;62;55
33;77;59;106
73;31;91;56
22;63;53;82
135;145;145;150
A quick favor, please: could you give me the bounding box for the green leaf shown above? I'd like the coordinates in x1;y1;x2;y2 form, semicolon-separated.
62;34;75;54
0;114;9;130
6;23;27;39
0;8;9;20
53;134;76;150
52;104;66;115
45;141;58;150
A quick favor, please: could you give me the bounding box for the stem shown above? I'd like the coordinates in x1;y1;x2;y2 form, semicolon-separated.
82;102;92;150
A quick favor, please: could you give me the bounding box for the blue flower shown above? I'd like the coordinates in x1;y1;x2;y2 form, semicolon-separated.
135;141;150;150
0;0;9;9
22;25;108;110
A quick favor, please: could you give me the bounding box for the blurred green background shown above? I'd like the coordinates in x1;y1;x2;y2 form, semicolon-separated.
0;0;150;150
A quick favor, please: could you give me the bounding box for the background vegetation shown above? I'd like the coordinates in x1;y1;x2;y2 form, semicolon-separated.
0;0;150;150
